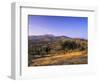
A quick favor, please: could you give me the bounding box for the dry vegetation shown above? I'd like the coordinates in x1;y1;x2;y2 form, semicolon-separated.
28;35;88;66
30;51;87;66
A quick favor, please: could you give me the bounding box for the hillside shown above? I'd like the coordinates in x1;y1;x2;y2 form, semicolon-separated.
28;34;88;66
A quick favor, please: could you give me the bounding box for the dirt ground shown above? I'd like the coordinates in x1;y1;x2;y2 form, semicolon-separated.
29;50;88;66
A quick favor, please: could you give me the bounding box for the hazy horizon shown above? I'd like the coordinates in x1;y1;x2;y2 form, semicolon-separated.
28;15;88;39
28;34;88;40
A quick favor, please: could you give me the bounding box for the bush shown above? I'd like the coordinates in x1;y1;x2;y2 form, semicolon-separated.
61;40;86;51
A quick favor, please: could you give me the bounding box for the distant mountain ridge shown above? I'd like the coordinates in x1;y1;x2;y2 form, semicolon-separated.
28;34;71;41
28;34;87;42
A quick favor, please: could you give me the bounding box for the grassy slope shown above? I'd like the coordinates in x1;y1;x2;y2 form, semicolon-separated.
30;50;87;66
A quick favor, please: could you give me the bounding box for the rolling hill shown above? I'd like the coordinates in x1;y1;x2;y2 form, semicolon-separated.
28;34;88;66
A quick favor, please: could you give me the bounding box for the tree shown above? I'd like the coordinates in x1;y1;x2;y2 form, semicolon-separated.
61;40;80;51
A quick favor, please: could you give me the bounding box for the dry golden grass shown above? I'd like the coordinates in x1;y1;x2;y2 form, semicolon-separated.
30;50;87;66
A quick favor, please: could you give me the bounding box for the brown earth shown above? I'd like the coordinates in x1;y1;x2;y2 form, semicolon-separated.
29;50;87;66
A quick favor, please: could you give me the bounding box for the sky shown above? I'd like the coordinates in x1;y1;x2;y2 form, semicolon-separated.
28;15;88;39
